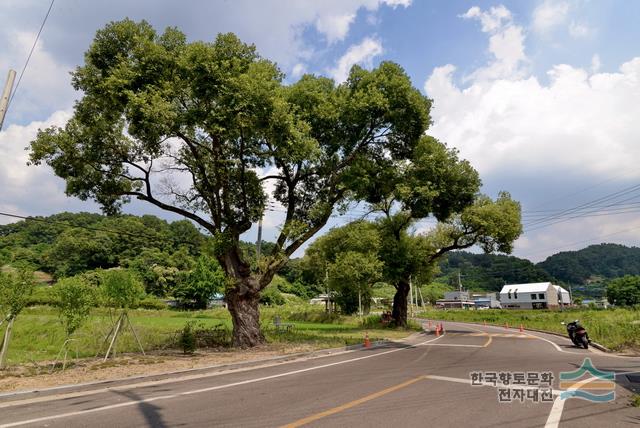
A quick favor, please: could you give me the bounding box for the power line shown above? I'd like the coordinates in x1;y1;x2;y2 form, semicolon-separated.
518;223;640;261
522;183;640;231
7;0;55;109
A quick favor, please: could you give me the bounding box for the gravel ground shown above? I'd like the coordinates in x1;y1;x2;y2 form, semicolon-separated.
0;343;321;393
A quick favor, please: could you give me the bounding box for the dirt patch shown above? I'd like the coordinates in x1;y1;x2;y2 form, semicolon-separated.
0;343;321;393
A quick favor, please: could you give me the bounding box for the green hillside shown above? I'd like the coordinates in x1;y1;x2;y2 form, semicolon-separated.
537;243;640;284
436;251;554;291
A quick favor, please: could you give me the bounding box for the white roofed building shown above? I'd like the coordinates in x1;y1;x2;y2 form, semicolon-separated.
553;285;571;307
499;282;564;309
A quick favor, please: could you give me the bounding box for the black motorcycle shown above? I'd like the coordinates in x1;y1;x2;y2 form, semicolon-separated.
562;320;590;349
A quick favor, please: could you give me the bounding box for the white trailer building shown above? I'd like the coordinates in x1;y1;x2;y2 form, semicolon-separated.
499;282;569;309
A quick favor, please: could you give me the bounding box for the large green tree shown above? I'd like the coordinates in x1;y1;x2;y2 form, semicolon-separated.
382;193;522;325
28;20;431;347
349;134;522;325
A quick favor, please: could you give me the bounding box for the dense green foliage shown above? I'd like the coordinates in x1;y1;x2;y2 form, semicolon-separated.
174;255;226;309
0;212;204;279
606;275;640;306
539;243;640;284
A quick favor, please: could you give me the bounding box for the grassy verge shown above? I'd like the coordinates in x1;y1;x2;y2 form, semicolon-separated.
1;306;418;366
417;307;640;352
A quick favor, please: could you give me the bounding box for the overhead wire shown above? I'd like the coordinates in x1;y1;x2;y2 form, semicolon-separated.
6;0;56;109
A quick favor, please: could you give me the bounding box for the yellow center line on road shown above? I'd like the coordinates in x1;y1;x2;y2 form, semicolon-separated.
483;333;493;348
280;375;427;428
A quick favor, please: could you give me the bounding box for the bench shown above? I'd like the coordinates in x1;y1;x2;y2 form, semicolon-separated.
273;316;294;333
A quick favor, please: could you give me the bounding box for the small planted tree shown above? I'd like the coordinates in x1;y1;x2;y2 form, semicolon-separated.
97;269;146;360
0;269;36;369
53;277;95;369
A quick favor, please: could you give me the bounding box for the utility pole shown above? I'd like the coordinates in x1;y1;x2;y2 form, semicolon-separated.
0;70;16;131
325;265;331;314
409;275;413;318
458;271;462;292
255;216;263;261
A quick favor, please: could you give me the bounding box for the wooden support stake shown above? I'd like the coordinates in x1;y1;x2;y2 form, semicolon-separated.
104;313;123;362
126;312;145;356
0;317;14;369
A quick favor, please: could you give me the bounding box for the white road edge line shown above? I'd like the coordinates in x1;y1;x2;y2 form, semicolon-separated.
544;395;566;428
0;333;446;428
446;321;588;355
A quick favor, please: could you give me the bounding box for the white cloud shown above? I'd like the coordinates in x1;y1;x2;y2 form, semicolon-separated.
0;109;99;222
290;63;307;79
532;0;569;34
568;21;591;38
381;0;412;8
316;13;356;44
329;37;384;83
426;58;640;179
0;31;76;124
461;5;527;82
426;4;640;260
461;5;512;33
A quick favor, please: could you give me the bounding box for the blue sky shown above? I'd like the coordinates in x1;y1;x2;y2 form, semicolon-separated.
1;0;640;263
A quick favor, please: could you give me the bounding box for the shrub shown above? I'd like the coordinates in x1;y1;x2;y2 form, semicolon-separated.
136;295;168;310
180;322;197;354
260;285;285;306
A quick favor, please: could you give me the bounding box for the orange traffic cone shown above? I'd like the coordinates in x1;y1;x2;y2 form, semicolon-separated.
435;325;440;337
364;331;371;348
519;324;524;333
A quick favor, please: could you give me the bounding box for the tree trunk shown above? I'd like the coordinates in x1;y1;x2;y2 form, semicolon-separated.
391;279;410;327
226;285;264;348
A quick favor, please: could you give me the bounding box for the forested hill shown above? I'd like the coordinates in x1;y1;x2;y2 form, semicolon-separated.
537;243;640;284
437;251;554;291
0;212;206;279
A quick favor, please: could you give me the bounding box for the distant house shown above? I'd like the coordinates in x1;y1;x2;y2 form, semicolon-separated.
436;290;475;309
582;299;610;308
499;282;570;309
471;292;501;309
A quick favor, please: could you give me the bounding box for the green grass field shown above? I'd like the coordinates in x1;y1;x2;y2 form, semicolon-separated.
417;307;640;351
0;305;417;366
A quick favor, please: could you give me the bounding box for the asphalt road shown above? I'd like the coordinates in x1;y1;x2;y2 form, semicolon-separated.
1;321;638;428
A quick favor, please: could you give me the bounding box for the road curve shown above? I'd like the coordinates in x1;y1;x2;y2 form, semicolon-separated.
1;321;638;428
